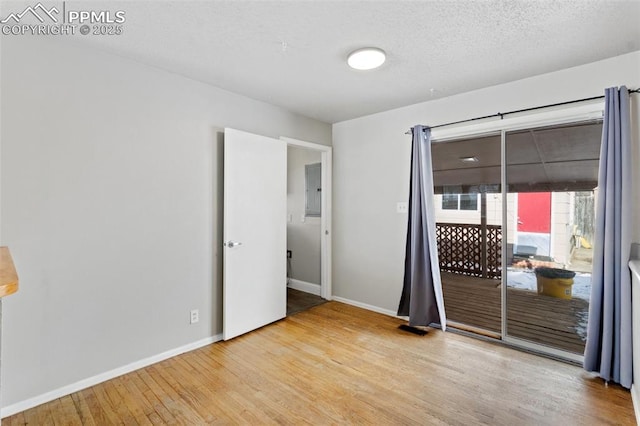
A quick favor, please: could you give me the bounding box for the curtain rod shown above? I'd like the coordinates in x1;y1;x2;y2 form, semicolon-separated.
406;88;640;134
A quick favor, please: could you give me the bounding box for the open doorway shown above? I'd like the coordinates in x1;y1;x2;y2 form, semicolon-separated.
281;138;332;315
286;145;324;314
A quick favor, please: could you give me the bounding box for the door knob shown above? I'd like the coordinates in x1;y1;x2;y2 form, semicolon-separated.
225;241;242;248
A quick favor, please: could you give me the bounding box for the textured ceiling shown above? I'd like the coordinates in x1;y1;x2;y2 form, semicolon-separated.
25;1;640;123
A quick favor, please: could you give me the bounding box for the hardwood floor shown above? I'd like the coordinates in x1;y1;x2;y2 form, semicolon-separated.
4;302;634;425
286;287;326;316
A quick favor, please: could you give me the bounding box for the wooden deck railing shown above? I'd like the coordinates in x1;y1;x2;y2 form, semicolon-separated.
436;223;502;279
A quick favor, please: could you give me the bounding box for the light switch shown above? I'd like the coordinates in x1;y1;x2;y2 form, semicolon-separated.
301;214;306;223
287;214;293;223
397;202;408;213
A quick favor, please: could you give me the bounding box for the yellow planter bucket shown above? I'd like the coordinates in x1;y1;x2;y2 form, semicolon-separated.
536;276;574;299
534;267;576;300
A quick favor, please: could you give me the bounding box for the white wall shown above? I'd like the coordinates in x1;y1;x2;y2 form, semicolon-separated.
434;194;514;248
0;37;331;409
434;193;503;226
434;194;481;224
332;51;640;312
551;192;572;266
631;260;640;421
287;147;321;285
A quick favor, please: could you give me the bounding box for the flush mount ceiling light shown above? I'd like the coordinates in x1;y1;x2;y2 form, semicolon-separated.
347;47;386;70
459;156;479;163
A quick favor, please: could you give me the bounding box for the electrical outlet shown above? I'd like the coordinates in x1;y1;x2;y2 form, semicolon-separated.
287;250;292;259
190;309;199;324
397;202;408;213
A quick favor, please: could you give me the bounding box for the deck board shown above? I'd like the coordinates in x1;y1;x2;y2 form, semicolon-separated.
441;271;588;354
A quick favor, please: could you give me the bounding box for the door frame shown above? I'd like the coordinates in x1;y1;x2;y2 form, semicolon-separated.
281;137;332;301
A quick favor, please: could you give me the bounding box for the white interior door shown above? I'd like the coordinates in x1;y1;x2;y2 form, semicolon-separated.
223;128;287;340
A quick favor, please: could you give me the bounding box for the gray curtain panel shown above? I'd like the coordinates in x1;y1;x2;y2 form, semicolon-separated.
397;125;447;329
584;86;632;388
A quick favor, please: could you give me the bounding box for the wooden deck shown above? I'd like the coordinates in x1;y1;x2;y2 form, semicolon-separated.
442;271;589;354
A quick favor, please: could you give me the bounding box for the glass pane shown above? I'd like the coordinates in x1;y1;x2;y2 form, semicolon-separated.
505;121;601;355
460;193;478;210
432;134;502;334
442;193;459;210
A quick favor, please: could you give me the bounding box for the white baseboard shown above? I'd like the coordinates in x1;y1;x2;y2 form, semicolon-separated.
288;279;321;296
632;384;640;425
331;296;402;318
1;334;223;419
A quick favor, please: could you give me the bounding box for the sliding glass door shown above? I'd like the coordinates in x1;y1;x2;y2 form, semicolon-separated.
432;117;602;360
503;121;601;357
432;134;503;336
